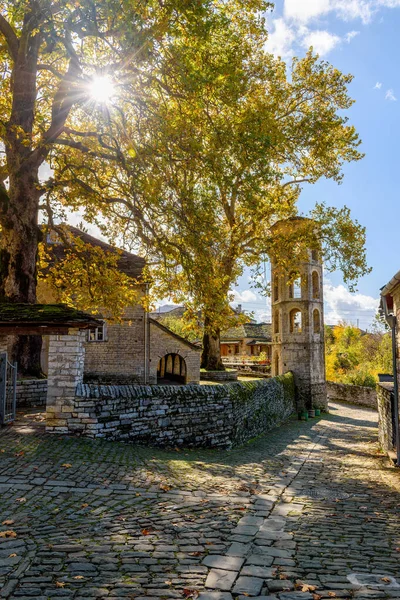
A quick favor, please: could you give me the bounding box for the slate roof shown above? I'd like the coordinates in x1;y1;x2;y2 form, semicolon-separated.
45;225;145;280
220;322;272;343
0;304;101;329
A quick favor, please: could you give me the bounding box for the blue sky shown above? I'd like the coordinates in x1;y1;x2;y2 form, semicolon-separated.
232;0;400;329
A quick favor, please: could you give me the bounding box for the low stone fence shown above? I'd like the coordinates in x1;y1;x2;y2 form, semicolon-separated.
47;373;295;448
377;383;395;454
326;381;377;409
16;379;47;407
200;370;238;382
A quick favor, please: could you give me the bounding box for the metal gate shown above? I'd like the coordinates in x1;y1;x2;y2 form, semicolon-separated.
0;352;17;425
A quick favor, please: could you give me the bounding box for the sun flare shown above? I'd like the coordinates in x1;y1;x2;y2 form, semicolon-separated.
89;75;115;104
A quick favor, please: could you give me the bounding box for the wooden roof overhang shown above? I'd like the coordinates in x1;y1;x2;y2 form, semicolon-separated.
0;304;102;336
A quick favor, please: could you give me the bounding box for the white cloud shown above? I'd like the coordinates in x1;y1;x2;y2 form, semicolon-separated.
374;81;383;89
302;29;342;55
265;17;297;59
284;0;331;23
323;281;379;328
231;289;258;303
385;88;397;101
345;30;360;42
284;0;375;25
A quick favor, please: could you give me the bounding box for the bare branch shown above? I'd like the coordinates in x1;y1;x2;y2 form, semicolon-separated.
281;178;311;188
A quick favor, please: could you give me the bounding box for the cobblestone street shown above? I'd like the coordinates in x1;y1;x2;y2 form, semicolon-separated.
1;402;399;600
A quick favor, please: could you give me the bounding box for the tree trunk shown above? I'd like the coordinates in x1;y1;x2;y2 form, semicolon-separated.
201;315;225;371
0;167;43;376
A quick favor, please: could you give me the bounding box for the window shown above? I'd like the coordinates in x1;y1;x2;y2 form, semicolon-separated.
313;309;321;333
87;321;107;342
311;249;319;262
293;277;301;299
234;344;240;355
290;309;302;333
312;271;320;299
289;275;302;299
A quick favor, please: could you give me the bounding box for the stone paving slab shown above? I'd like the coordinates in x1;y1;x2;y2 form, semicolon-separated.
1;403;400;599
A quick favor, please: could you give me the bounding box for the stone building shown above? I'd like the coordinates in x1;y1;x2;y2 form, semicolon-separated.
39;227;201;385
270;218;327;410
220;322;272;361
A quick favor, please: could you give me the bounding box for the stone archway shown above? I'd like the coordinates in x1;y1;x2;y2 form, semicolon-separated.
157;353;187;384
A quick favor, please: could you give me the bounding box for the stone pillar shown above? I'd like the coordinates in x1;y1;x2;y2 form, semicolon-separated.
46;328;86;433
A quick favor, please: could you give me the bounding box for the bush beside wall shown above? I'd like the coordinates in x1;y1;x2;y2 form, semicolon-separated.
63;374;296;448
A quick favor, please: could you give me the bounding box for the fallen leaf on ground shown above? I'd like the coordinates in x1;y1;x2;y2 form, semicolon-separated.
381;578;391;583
1;449;5;453
302;584;317;592
135;493;141;497
159;484;172;492
15;451;24;457
328;593;336;597
182;589;199;599
0;530;17;538
141;529;151;536
56;581;66;588
189;551;202;556
73;576;84;580
8;553;17;558
279;574;288;580
16;498;26;503
313;595;322;600
61;463;72;468
81;503;89;509
2;520;14;526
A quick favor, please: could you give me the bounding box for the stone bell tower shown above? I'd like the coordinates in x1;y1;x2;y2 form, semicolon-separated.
270;218;327;411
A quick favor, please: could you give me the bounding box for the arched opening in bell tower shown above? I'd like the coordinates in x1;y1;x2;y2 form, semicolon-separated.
290;309;302;333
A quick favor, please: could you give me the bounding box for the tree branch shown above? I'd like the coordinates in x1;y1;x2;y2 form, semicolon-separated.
281;178;311;188
0;15;19;62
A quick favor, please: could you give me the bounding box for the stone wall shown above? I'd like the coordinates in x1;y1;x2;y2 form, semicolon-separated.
84;305;147;384
327;381;377;410
230;374;295;446
16;379;47;407
49;373;295;448
200;370;238;382
377;383;395;453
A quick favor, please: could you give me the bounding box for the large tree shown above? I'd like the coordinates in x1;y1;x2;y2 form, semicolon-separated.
0;0;215;373
48;2;369;369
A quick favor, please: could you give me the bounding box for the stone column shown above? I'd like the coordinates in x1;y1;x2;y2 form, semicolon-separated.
46;328;86;433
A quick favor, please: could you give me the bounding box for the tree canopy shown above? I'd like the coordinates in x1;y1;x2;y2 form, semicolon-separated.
46;2;369;368
0;0;370;372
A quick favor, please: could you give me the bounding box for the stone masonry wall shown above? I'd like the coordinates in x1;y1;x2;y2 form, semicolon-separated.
16;380;47;407
84;305;147;384
377;382;395;453
327;381;377;410
53;373;295;448
200;370;238;381
230;375;296;446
